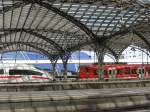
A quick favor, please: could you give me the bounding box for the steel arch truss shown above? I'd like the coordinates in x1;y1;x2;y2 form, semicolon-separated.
0;42;54;56
0;0;149;58
0;0;93;57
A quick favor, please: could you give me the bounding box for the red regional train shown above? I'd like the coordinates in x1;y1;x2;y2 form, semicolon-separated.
79;64;150;79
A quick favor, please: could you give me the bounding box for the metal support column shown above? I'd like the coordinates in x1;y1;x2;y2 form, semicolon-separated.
51;60;57;81
63;61;68;80
61;53;71;80
147;48;148;64
96;51;104;80
48;56;59;81
115;56;119;63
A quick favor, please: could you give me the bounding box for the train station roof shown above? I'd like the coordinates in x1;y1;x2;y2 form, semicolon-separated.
0;0;149;59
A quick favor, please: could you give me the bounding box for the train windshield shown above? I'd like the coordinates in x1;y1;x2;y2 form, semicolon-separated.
9;69;43;76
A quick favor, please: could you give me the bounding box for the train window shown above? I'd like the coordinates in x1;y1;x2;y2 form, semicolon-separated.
117;69;122;75
94;70;98;75
9;70;43;76
125;68;130;74
109;70;115;75
131;69;137;74
104;70;107;75
9;70;26;75
138;68;145;74
0;69;4;74
139;69;141;74
108;70;111;74
28;70;43;76
142;69;145;74
86;68;89;73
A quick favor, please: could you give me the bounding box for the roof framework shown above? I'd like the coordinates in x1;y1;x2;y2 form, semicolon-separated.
0;0;149;60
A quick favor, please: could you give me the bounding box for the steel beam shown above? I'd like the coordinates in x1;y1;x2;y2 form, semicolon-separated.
103;44;119;60
118;45;150;59
61;52;71;80
0;28;65;52
1;1;25;13
133;30;150;49
57;0;137;7
67;40;118;59
22;29;65;52
24;0;97;43
0;42;56;57
0;28;82;38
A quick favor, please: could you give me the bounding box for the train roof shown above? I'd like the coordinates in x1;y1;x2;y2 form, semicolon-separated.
0;63;35;69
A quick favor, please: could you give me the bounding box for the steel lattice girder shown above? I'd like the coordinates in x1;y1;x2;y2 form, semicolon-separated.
0;28;65;51
24;0;97;39
0;0;149;58
0;1;91;56
0;42;54;56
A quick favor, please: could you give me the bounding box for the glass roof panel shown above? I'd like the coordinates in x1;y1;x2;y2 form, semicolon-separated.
0;0;148;57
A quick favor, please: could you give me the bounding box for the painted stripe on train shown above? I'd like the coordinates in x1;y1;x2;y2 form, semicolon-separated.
0;76;21;78
32;76;49;79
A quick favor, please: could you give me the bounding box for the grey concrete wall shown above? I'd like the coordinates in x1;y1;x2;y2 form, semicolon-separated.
0;80;150;92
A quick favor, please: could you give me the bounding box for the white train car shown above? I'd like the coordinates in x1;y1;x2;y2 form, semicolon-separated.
0;63;53;83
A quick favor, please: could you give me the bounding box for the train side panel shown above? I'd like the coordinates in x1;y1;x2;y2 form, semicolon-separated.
79;64;150;80
79;66;89;79
144;65;150;77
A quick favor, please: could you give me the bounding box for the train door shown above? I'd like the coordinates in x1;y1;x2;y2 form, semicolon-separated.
108;67;115;79
137;66;145;79
130;66;138;78
125;65;137;79
97;65;104;79
93;65;99;78
104;66;109;79
125;67;130;78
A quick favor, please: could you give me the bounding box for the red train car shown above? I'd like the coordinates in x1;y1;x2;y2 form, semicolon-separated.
137;64;150;78
79;64;150;79
79;65;99;79
144;65;150;77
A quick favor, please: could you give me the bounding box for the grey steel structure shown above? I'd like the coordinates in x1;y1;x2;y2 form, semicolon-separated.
0;0;149;79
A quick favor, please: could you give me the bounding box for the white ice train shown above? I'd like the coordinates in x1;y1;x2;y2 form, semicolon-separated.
0;63;53;83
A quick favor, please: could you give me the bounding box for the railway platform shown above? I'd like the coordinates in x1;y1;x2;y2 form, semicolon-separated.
0;87;150;112
1;79;150;92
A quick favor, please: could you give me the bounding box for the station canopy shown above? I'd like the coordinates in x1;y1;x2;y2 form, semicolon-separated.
0;0;149;59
